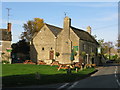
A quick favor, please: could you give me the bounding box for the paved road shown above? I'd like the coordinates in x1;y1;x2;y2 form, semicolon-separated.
68;64;120;89
8;64;120;90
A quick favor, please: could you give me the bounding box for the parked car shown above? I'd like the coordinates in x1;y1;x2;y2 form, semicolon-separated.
106;60;113;63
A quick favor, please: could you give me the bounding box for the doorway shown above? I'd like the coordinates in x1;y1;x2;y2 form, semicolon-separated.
50;51;54;59
92;58;94;64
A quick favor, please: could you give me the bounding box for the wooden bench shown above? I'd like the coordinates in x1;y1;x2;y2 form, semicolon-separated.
23;60;36;65
50;61;59;66
37;60;46;65
57;64;71;71
85;64;96;68
91;64;96;67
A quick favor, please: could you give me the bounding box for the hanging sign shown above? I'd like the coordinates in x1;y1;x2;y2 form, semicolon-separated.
6;48;12;52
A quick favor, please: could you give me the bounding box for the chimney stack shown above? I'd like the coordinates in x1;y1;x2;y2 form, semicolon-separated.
87;26;91;34
63;16;71;38
7;23;11;32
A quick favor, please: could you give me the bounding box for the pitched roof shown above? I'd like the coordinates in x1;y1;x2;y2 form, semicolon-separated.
71;26;99;45
45;23;62;37
0;29;12;41
33;23;98;45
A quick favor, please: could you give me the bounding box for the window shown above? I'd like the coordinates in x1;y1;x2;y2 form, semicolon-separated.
83;44;86;51
51;47;52;50
42;47;44;51
91;47;93;52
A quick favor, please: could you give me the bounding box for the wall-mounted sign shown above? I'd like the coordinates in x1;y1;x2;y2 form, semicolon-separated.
6;48;12;52
73;46;78;51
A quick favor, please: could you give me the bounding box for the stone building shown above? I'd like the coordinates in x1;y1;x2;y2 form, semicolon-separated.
30;17;99;65
0;23;12;62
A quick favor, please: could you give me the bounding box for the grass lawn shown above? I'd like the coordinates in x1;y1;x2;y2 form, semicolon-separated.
2;64;96;87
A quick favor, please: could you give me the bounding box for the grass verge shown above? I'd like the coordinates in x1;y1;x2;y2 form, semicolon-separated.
2;64;96;87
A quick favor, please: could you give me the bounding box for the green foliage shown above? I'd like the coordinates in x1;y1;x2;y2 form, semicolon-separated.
90;52;95;58
81;51;86;56
21;18;44;41
117;57;120;60
11;39;30;54
55;52;60;57
74;51;77;56
98;39;114;57
92;35;97;40
1;52;5;55
52;59;55;62
2;60;10;64
2;64;96;87
111;54;118;60
104;54;109;59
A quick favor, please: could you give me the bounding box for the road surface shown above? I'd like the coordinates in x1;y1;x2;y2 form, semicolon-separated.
68;64;120;89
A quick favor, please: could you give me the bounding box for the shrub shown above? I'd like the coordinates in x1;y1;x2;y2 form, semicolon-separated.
111;54;118;60
90;52;95;58
74;51;77;56
55;52;60;57
2;60;10;64
81;51;86;56
52;59;55;62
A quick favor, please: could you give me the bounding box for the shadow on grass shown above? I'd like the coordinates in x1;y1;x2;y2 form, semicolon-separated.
2;69;97;88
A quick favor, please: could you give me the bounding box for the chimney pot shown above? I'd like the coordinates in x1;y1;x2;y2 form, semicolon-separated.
7;23;11;32
87;26;91;34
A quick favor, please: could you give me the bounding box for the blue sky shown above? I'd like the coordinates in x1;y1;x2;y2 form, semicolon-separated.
1;2;118;44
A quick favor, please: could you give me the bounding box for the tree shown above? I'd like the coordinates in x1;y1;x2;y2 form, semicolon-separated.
92;35;97;40
98;39;104;46
11;39;30;63
21;18;44;41
98;39;106;55
11;39;30;54
104;41;114;59
115;39;120;53
98;39;114;59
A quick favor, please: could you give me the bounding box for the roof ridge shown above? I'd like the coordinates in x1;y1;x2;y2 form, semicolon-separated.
70;26;85;32
45;23;62;29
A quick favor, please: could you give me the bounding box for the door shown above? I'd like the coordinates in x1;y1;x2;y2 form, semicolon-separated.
92;58;94;64
50;51;54;59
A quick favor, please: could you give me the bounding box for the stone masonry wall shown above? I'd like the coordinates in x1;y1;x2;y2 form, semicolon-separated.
31;25;56;63
1;41;11;62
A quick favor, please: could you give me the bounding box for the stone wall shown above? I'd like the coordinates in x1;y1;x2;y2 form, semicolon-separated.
30;25;56;63
79;40;98;64
70;28;79;63
1;41;11;62
30;17;99;65
56;30;72;64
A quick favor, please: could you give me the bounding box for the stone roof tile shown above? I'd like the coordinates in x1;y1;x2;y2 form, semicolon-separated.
0;29;12;41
